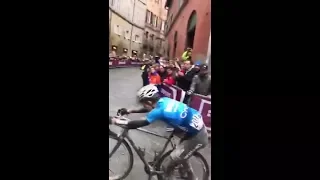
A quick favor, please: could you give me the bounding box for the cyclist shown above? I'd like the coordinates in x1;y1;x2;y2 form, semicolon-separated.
109;84;209;179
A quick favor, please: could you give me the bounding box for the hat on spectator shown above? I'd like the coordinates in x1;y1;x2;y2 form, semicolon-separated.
195;61;202;66
199;64;208;71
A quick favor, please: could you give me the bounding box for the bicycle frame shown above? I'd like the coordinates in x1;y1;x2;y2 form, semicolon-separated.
109;124;176;175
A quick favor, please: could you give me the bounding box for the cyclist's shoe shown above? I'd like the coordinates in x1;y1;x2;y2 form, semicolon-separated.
166;127;174;132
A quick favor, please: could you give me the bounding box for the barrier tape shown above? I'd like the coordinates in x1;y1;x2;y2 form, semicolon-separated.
109;59;144;68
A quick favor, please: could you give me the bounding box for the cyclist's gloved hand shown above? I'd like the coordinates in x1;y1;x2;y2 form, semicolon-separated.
117;108;130;116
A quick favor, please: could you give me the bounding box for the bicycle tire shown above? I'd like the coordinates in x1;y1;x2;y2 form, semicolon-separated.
109;133;134;180
155;150;210;180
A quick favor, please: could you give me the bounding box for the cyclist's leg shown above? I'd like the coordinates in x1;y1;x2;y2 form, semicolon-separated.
162;126;208;180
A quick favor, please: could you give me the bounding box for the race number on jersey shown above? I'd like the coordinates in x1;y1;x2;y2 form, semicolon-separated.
164;100;188;119
189;114;204;130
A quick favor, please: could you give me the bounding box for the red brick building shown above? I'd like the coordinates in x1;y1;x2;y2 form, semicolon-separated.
164;0;211;61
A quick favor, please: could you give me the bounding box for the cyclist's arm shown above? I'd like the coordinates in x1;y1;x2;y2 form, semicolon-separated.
113;119;150;129
114;108;163;129
128;107;150;113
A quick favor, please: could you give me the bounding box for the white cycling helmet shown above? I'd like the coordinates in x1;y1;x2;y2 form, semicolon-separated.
137;84;159;102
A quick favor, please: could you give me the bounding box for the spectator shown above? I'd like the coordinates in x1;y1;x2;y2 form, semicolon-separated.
181;48;192;61
148;67;161;85
155;55;160;64
175;60;198;91
187;64;211;96
163;67;176;85
158;65;167;82
153;63;159;71
141;62;151;86
193;61;202;73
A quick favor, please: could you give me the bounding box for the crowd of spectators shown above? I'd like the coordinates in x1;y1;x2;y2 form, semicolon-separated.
140;57;211;101
108;48;211;99
138;49;211;132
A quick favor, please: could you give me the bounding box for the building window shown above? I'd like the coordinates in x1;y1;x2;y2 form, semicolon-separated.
146;11;152;24
125;30;130;40
114;25;120;35
161;20;165;31
158;19;162;29
145;31;149;39
155;0;159;4
150;13;154;25
150;34;154;41
155;16;158;28
111;0;115;6
134;35;139;42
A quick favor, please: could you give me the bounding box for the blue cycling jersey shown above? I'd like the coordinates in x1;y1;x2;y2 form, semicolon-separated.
146;97;204;135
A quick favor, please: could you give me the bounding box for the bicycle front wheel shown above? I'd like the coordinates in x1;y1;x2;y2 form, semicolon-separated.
156;150;210;180
109;133;133;180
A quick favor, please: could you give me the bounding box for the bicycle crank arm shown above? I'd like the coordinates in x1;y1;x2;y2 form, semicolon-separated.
147;175;153;180
149;170;164;175
147;174;160;180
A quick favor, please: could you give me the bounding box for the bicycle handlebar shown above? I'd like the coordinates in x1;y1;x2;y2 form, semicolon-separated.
109;115;132;129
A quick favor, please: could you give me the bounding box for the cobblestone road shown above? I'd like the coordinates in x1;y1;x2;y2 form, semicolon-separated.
109;68;211;180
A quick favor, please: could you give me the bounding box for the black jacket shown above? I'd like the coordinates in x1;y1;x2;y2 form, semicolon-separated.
189;74;211;96
175;67;199;91
141;64;150;77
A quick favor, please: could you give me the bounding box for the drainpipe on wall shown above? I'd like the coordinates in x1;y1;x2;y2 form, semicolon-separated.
129;0;136;57
109;9;112;52
206;30;211;72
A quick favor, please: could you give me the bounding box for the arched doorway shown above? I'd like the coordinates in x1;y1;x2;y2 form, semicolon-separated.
173;31;178;58
186;11;197;49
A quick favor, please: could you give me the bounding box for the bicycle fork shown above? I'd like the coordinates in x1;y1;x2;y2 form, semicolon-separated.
109;134;126;158
109;140;122;158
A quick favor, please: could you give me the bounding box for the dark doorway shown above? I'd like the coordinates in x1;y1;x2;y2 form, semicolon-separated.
186;11;197;49
173;31;178;58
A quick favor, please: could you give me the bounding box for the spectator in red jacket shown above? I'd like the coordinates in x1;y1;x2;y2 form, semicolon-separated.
163;67;176;85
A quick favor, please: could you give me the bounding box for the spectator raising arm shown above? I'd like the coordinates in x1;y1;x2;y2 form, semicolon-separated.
187;75;197;95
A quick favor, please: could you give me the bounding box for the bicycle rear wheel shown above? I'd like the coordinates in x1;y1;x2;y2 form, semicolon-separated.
156;150;210;180
109;133;133;180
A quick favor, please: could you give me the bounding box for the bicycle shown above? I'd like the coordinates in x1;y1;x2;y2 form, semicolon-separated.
109;115;210;180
